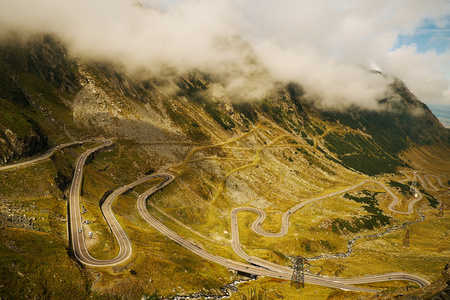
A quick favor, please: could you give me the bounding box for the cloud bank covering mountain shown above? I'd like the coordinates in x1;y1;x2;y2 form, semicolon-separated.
0;0;449;109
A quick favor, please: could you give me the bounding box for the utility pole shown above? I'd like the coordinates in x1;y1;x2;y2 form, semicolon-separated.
410;171;418;198
290;256;309;289
403;229;410;248
438;202;445;217
437;190;448;217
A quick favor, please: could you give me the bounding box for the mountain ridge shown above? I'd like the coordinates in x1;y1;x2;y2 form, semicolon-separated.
0;33;449;299
0;34;448;167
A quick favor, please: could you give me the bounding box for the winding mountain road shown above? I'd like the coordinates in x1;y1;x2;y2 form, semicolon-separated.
2;141;445;292
0;139;100;171
229;178;438;289
136;176;380;293
231;179;426;248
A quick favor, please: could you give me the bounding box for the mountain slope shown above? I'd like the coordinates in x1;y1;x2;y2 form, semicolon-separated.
0;34;449;299
1;34;448;171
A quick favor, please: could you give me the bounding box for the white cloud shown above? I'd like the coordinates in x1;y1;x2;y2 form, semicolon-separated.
243;0;450;105
383;45;450;104
253;40;393;109
0;0;449;107
0;0;243;73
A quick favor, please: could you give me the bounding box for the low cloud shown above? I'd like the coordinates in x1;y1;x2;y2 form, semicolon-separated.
253;41;394;110
382;45;450;105
0;0;448;108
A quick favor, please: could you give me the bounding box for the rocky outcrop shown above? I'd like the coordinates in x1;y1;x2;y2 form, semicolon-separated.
0;198;38;231
0;125;47;165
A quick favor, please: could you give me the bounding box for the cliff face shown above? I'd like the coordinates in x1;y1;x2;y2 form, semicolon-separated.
0;125;47;164
0;38;54;164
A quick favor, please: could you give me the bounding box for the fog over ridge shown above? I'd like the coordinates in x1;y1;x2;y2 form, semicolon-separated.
0;0;449;109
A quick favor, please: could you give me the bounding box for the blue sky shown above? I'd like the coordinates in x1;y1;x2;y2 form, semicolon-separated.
155;0;450;107
394;17;450;55
158;1;450;56
158;0;450;122
393;14;450;123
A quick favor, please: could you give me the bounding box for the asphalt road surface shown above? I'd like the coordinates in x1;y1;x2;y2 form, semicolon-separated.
0;138;102;171
136;176;382;293
228;178;432;290
2;141;443;292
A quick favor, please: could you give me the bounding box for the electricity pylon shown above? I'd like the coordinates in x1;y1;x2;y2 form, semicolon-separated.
410;171;418;198
403;229;410;248
438;202;445;217
290;256;309;289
